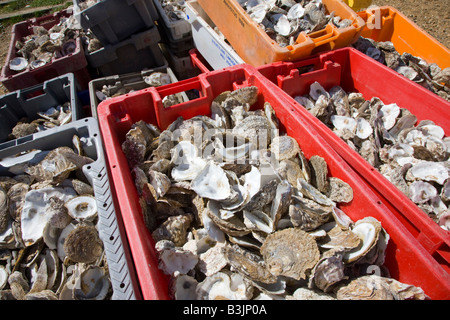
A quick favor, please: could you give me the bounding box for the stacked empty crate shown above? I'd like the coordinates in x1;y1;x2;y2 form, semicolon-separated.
154;0;198;80
73;0;166;77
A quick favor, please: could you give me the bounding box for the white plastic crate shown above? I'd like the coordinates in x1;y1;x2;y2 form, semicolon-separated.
185;0;244;70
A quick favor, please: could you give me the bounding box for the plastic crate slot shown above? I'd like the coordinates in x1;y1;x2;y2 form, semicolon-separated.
23;89;45;100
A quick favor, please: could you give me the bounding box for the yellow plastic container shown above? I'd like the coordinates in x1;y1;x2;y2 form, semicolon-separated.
196;0;365;66
358;6;450;69
343;0;373;11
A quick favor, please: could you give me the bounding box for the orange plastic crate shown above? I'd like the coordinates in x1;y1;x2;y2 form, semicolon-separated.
196;0;365;66
358;6;450;69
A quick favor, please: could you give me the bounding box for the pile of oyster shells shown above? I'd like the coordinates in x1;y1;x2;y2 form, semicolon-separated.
238;0;354;47
158;0;187;22
294;82;450;230
10;15;83;73
0;138;111;300
10;5;105;73
353;37;450;101
8;102;72;141
122;85;426;300
95;71;186;108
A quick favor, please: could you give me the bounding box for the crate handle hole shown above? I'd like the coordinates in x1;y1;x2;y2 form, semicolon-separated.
24;89;45;100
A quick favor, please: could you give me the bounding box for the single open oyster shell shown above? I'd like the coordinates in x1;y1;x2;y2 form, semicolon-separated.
343;217;382;263
64;195;98;222
63;224;103;264
260;228;320;280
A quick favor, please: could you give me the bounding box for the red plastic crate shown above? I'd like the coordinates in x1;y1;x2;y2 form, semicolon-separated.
97;64;450;300
256;47;450;269
0;10;91;92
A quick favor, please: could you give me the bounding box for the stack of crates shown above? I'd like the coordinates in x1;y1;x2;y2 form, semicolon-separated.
153;0;198;80
73;0;166;77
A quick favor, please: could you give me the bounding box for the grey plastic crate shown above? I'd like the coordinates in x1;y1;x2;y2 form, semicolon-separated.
89;64;189;118
159;24;195;57
0;73;84;147
85;26;166;77
160;43;199;80
73;0;159;46
0;117;141;300
153;0;191;41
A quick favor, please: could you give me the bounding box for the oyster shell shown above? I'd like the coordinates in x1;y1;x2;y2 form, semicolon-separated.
232;115;272;149
152;214;194;247
197;243;228;276
73;266;110;300
343;217;382;263
25;147;79;184
270;135;300;161
336;275;426;300
196;271;253;300
170;274;198;300
0;187;10;233
21;187;76;246
224;244;278;284
260;228;320;280
64;195;98;221
158;244;199;276
190;162;231;200
9;57;28;71
63;224;103;264
308;249;347;292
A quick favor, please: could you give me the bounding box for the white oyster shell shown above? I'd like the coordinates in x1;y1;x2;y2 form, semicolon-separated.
407;161;449;185
198;243;228;276
196;271;252;300
309;82;329;101
274;15;291;36
0;265;8;290
379;103;400;130
171;141;207;181
409;181;438;204
171;274;198;300
331;115;357;132
73;266;110;300
64;195;97;221
190;162;231;200
9;57;28;71
343;217;382;263
21;187;77;246
355;117;373;139
158;246;199;276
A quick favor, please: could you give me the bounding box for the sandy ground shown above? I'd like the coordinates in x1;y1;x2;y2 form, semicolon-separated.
0;1;448;95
